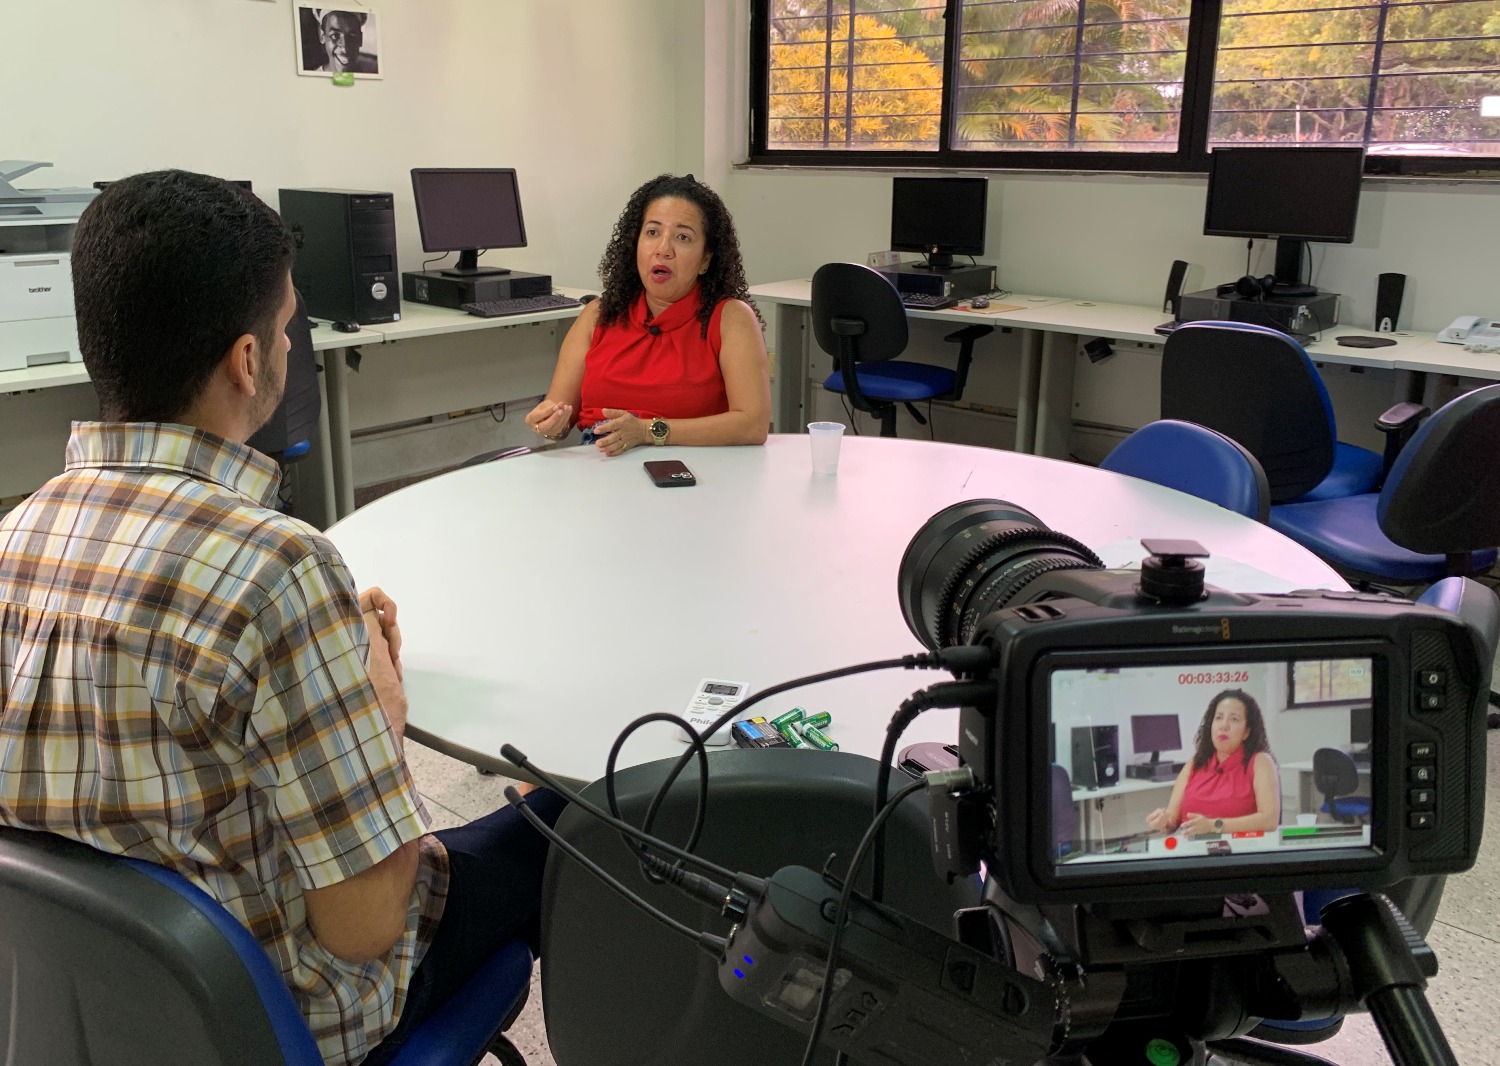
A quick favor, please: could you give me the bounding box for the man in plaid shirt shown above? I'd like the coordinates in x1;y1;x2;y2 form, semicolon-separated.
0;171;563;1065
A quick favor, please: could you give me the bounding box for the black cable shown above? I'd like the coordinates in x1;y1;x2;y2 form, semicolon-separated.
499;743;740;884
800;777;926;1066
421;253;449;273
1245;238;1253;277
604;711;712;866
502;786;727;952
871;678;997;901
625;655;951;872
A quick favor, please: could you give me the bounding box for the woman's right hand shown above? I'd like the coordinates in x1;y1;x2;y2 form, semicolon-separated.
1146;807;1175;833
526;399;573;441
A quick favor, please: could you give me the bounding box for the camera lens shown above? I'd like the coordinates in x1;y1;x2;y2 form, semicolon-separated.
898;499;1103;649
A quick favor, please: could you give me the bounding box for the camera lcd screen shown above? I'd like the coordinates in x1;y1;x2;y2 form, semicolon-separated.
1049;659;1374;869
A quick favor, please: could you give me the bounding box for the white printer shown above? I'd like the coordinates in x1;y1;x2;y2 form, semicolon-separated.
0;161;97;373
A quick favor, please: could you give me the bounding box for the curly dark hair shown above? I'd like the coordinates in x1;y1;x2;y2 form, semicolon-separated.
595;173;762;338
1189;688;1271;772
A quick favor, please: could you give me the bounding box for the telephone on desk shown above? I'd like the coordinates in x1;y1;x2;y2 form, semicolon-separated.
1439;315;1500;351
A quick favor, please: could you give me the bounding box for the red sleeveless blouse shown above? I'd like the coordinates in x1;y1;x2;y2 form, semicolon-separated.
577;284;729;429
1179;751;1266;821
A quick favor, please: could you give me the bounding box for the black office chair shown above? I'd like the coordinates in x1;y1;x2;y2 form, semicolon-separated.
540;749;983;1066
810;262;992;438
0;827;533;1066
1160;321;1421;504
1269;384;1500;584
1311;747;1370;824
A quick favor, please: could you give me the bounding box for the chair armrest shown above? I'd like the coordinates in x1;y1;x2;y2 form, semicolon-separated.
1373;402;1428;485
1375;402;1427;434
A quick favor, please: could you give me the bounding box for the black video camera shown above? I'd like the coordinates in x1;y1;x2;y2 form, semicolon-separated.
898;500;1493;910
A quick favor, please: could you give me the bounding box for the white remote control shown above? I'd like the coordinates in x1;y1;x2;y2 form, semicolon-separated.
677;679;750;746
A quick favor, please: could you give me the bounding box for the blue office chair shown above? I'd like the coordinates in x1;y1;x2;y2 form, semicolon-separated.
1160;321;1420;504
0;827;533;1066
1099;419;1270;522
1269;384;1500;584
810;262;992;438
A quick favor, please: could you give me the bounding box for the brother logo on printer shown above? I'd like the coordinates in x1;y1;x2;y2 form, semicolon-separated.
28;286;51;294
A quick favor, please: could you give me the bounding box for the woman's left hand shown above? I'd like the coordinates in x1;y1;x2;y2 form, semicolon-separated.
1178;812;1216;837
594;408;649;457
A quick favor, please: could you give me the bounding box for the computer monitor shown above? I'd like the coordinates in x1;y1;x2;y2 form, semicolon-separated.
1203;146;1365;295
890;177;988;270
410;168;526;278
1130;713;1184;766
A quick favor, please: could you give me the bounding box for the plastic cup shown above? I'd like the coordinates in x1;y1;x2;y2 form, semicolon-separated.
808;421;845;475
1297;813;1318;827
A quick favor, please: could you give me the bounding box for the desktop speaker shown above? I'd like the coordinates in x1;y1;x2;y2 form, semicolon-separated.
1070;725;1120;791
279;188;401;327
1163;259;1189;316
1376;272;1406;333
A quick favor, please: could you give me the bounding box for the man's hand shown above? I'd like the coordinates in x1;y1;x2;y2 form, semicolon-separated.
360;586;407;738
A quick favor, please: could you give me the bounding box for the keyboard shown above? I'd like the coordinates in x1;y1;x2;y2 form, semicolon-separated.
900;293;956;310
461;294;583;318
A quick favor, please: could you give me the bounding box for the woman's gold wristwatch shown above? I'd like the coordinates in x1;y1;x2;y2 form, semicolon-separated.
649;418;669;445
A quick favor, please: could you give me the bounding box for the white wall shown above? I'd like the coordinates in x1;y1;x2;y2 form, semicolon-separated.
6;0;687;290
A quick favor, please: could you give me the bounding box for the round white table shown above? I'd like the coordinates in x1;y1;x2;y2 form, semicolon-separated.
326;435;1345;786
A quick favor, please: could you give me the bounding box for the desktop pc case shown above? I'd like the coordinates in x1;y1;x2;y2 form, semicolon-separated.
1177;287;1341;333
1070;725;1120;790
401;269;552;310
877;262;996;301
278;189;401;327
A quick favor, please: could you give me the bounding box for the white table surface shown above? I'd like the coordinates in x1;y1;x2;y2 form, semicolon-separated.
325;435;1346;787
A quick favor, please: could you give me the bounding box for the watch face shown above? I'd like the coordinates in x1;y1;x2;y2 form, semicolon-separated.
651;420;668;439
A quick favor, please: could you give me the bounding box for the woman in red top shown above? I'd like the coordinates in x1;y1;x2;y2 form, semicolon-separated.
1146;689;1280;837
524;174;770;455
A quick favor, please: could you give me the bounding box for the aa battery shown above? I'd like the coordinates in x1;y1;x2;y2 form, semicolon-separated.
798;723;839;751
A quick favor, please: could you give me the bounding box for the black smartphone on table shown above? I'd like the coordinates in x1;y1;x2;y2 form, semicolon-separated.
644;459;696;487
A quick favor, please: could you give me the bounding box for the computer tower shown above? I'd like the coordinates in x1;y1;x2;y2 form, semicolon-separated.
278;189;401;327
1070;725;1120;791
248;288;320;459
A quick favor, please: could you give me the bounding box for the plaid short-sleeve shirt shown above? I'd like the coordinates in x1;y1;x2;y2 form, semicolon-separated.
0;422;448;1066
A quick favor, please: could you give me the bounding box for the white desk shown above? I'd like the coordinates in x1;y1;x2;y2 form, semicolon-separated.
324;435;1346;788
1071;776;1176;852
748;280;1447;458
1;296;590;526
318;293;590;519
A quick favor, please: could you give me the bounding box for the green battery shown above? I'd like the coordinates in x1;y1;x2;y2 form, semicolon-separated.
777;723;806;748
771;707;806;729
798;723;839;751
802;711;832;729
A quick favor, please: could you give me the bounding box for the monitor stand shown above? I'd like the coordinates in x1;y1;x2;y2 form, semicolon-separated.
440;248;511;278
1271;238;1318;298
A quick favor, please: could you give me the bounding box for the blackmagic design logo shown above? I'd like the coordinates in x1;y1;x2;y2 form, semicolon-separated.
1171;620;1231;639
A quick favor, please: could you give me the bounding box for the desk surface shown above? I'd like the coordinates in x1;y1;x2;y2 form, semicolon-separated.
364;289;591;344
325;435;1345;786
749;279;1444;371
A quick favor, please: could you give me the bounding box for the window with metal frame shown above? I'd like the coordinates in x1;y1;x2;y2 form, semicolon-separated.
750;0;1500;175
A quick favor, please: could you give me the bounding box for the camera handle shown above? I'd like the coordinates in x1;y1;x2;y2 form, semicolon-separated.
1316;893;1457;1066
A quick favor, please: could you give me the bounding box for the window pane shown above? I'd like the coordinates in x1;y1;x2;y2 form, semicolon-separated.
766;1;947;151
952;0;1192;152
1211;0;1500;155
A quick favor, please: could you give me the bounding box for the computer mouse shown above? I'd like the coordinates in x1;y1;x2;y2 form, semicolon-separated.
332;321;360;333
579;294;598;305
970;296;990;310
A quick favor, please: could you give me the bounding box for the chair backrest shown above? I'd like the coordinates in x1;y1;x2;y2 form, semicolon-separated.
1161;321;1338;502
1100;419;1271;521
1379;383;1500;555
810;262;908;366
541;749;982;1066
0;827;319;1066
1311;747;1359;803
